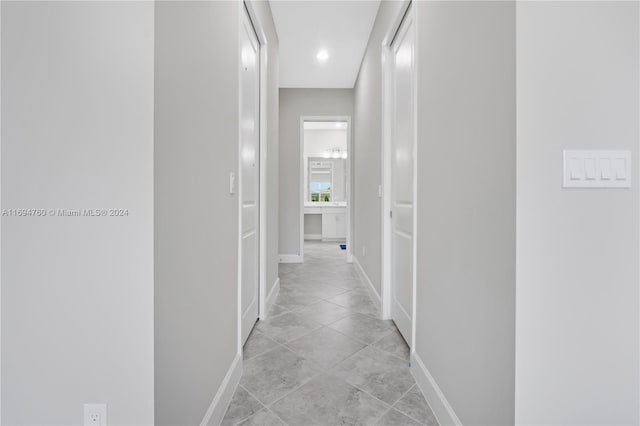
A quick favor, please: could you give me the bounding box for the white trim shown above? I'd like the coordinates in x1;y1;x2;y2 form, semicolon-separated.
262;277;280;320
410;0;419;361
0;1;3;419
279;254;303;264
200;354;243;426
304;234;322;240
299;116;353;264
236;1;244;358
353;256;381;312
410;351;462;426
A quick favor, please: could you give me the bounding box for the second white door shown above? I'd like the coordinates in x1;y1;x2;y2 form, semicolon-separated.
240;6;260;345
390;5;415;346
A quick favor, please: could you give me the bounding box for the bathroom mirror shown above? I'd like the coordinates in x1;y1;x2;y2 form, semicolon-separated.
308;160;333;202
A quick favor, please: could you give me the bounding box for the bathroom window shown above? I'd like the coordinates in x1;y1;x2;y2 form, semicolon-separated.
309;161;333;202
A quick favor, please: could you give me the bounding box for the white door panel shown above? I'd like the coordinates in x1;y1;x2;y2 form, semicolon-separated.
391;6;415;347
240;7;260;345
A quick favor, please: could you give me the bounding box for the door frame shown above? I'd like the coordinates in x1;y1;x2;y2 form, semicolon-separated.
381;1;417;350
299;116;353;264
238;0;269;355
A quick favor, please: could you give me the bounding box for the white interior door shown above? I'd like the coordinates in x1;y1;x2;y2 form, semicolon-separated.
390;6;415;346
240;7;260;345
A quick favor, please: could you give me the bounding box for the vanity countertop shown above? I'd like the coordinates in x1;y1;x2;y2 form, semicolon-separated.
304;202;346;207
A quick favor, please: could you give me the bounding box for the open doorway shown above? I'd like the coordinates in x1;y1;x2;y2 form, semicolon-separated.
300;117;352;263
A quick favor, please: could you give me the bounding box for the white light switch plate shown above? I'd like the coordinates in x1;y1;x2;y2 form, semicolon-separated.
84;403;107;426
229;172;236;195
563;150;631;188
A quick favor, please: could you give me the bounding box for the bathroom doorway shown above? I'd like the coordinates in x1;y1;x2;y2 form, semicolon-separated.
300;117;352;263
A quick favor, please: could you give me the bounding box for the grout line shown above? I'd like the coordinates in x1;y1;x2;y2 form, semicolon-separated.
264;370;324;410
226;384;268;426
265;407;290;426
391;391;433;426
373;406;394;425
324;323;374;346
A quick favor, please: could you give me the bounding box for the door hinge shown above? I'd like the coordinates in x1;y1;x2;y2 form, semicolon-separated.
390;210;393;219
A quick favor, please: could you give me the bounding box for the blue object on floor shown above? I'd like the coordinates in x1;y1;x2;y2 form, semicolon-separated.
340;244;346;250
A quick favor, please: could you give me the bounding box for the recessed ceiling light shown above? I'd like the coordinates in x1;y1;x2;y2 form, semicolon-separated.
316;49;329;62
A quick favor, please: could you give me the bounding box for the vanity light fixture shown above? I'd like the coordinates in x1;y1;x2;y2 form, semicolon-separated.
323;148;347;159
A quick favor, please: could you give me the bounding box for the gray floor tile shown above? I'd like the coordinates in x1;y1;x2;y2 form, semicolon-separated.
235;242;420;424
221;386;264;426
243;330;280;360
281;282;347;301
266;303;289;318
332;346;415;405
372;329;410;362
377;408;423;426
327;289;380;318
329;277;367;291
286;327;366;369
394;385;439;426
241;345;322;405
293;300;352;325
271;373;389;426
237;409;286;426
254;311;322;344
274;291;322;311
328;313;395;344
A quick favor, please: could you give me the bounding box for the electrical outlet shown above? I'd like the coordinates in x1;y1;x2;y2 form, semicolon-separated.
84;403;107;426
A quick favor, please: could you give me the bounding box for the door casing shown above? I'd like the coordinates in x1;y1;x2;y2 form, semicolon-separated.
299;116;353;264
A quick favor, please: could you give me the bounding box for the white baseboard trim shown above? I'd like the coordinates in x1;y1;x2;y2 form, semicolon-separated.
279;254;303;263
304;234;322;240
410;351;462;426
263;277;280;319
352;256;381;310
200;354;243;426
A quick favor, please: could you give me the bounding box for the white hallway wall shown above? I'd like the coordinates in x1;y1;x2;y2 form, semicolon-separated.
1;2;155;423
413;2;517;425
154;2;241;424
1;1;280;424
352;1;407;297
355;2;516;423
515;2;639;424
279;89;353;258
155;1;280;424
355;0;639;424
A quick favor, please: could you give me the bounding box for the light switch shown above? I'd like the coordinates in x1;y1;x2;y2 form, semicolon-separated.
563;150;631;188
569;158;583;180
585;158;596;180
614;158;626;180
600;159;612;180
229;172;236;194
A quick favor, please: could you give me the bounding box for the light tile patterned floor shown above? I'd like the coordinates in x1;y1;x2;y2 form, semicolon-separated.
222;241;439;426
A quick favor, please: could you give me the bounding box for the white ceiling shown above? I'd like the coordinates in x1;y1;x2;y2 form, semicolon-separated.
269;0;381;88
